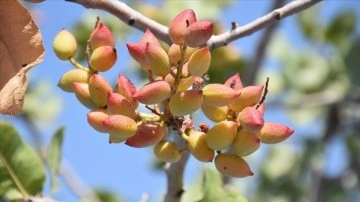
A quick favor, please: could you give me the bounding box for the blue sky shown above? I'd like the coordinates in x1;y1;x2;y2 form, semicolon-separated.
1;1;360;202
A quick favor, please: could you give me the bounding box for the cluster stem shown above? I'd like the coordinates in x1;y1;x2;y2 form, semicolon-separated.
171;44;187;94
69;58;91;72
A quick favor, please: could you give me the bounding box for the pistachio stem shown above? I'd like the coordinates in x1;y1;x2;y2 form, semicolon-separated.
69;58;90;72
138;112;162;122
171;44;187;94
179;131;189;142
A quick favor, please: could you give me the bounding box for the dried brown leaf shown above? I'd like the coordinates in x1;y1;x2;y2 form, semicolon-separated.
0;0;45;116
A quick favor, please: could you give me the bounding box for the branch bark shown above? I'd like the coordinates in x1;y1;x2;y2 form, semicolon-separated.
243;0;285;86
66;0;171;44
68;0;322;49
208;0;322;49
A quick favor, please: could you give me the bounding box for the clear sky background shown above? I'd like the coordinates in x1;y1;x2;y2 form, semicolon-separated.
1;1;360;202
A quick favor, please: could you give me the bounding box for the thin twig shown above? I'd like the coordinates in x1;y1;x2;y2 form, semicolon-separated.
66;0;171;44
256;77;270;109
67;0;322;49
208;0;322;49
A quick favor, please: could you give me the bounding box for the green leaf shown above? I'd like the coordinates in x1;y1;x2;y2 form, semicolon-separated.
0;121;45;200
224;186;248;202
345;38;360;86
199;168;225;202
47;127;64;192
297;5;325;41
325;11;356;50
95;189;123;202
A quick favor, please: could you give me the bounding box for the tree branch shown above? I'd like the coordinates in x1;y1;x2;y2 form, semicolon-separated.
208;0;322;49
66;0;171;44
67;0;322;49
243;0;285;86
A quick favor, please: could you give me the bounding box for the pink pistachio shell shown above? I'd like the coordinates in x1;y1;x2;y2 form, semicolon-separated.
115;74;138;108
87;108;110;133
183;20;213;48
233;130;260;157
237;107;264;133
89;45;117;72
257;103;265;116
169;9;197;45
102;115;137;138
126;43;149;71
132;80;171;105
140;29;161;47
202;83;240;106
215;153;254;178
89;23;115;50
107;92;137;119
125;123;167;148
228;85;264;112
145;42;170;77
224;73;243;90
72;82;96;109
259;122;294;144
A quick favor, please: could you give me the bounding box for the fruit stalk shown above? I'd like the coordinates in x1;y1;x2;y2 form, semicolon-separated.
69;57;90;72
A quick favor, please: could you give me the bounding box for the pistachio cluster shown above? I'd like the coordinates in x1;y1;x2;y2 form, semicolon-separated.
53;9;293;178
